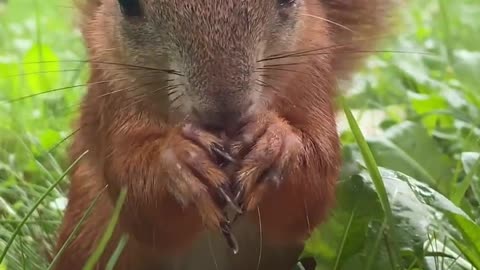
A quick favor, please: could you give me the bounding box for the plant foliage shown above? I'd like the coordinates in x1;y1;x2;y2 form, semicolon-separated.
0;0;479;269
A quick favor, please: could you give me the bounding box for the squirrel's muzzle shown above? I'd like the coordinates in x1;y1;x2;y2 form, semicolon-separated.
184;50;256;130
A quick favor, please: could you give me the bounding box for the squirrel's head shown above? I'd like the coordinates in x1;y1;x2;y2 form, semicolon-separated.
79;0;391;129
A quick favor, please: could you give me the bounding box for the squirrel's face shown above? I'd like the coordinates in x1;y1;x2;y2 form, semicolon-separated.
93;0;329;129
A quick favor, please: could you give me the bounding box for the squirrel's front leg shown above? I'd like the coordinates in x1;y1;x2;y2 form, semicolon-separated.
102;122;240;254
230;111;340;245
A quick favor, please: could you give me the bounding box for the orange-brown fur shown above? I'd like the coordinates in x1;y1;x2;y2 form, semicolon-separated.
52;0;394;269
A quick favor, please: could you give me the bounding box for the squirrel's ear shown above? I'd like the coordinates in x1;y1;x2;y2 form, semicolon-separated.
323;0;396;81
118;0;143;17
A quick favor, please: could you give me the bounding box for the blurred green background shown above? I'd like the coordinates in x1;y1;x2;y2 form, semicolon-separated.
0;0;479;269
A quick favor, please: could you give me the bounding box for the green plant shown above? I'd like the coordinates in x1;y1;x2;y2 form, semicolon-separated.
0;0;479;269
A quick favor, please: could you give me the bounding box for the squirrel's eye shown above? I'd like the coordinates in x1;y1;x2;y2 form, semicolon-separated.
118;0;143;17
278;0;296;8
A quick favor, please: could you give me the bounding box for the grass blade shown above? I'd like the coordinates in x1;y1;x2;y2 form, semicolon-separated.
82;188;128;270
452;156;480;205
452;240;480;270
365;218;389;270
0;150;89;265
341;100;393;221
47;185;108;270
105;234;129;270
449;214;480;269
333;209;356;270
341;98;400;269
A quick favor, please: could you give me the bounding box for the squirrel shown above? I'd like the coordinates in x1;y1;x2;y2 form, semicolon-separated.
52;0;394;269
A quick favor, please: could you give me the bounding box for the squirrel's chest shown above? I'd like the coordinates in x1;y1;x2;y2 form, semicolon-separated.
162;215;303;270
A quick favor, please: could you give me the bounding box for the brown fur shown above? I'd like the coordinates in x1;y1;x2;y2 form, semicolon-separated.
53;0;395;269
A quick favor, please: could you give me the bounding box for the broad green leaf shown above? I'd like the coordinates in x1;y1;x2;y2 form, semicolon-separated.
22;44;60;95
452;152;480;204
453;240;480;270
453;50;480;88
367;121;455;191
342;99;395;227
449;214;480;268
305;167;471;270
408;92;453;129
461;152;480;174
0;56;22;100
39;129;62;151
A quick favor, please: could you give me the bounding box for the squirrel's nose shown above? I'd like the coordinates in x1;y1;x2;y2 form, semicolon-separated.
191;106;242;131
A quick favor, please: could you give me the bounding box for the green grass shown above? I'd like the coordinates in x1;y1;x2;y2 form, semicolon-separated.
1;0;479;269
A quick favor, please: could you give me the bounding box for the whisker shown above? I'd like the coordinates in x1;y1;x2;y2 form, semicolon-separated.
21;60;184;76
304;200;312;235
5;69;84;78
256;67;310;76
122;84;183;112
256;206;263;270
257;73;290;86
62;80;177;115
258;34;425;63
47;83;182;151
300;13;354;33
255;79;281;94
262;62;308;68
255;80;269;89
4;65;168;78
3;77;130;103
46;127;82;154
207;233;220;270
120;96;161;113
167;89;180;97
255;75;299;104
4;71;175;104
169;92;185;105
5;85;88;103
299;49;431;57
261;49;430;63
171;99;187;113
95;79;173;99
254;78;289;102
259;41;354;62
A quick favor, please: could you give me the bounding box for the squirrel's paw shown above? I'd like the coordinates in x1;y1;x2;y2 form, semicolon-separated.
231;112;302;212
161;123;240;229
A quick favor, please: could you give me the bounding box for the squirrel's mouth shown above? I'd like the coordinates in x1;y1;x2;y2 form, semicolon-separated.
188;98;256;134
